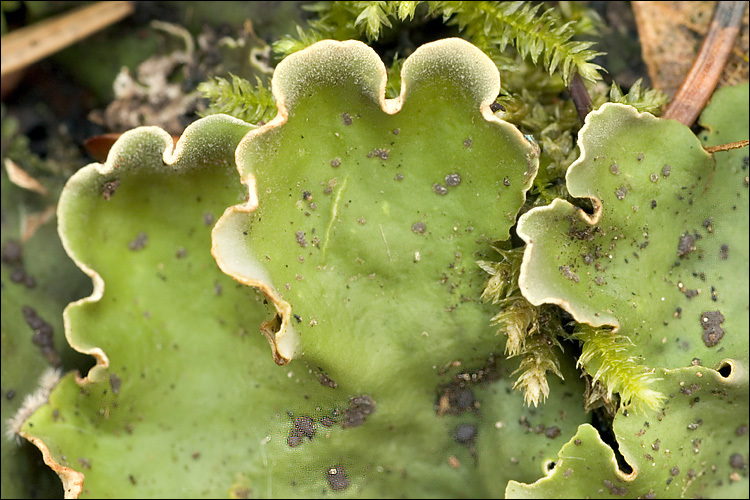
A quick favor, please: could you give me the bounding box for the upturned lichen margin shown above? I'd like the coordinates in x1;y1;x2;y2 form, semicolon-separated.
31;114;252;497
211;38;536;365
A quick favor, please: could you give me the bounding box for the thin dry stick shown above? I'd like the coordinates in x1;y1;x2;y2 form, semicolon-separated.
0;1;134;77
704;139;749;154
662;1;747;126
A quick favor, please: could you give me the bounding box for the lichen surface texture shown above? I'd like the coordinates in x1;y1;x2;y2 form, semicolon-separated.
11;34;748;499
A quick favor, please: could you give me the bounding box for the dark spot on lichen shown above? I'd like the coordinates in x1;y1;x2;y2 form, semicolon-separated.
650;199;657;209
463;138;472;147
736;425;748;436
730;453;745;469
615;186;627;200
454;423;477;444
559;265;579;282
574;439;582;446
720;244;729;260
293;415;317;438
649;173;658;182
326;466;349;491
394;173;403;181
341;113;352;126
436;383;476;416
367;148;389;160
545;426;561;438
503;177;510;187
490;101;503;112
662;164;671;177
610;163;620;175
331;157;341;168
412;222;426;234
1;240;37;289
287;433;303;448
670;466;680;476
101;179;120;200
445;173;461;186
603;479;627;496
295;231;307;248
677;233;696;258
22;305;60;366
680;383;699;396
392;128;400;135
129;232;148;251
637;152;644;161
316;370;337;388
568;223;599;241
433;183;447;195
203;212;214;226
683;288;699;299
652;439;660;451
109;373;121;395
1;240;22;265
342;395;375;428
700;310;725;347
302;191;312;201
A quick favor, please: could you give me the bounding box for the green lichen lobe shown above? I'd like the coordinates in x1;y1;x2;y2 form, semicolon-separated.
213;38;539;375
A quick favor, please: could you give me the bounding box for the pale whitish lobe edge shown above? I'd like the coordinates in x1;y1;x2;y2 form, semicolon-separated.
506;365;747;497
518;103;717;329
42;115;250;498
58;114;251;383
211;38;538;365
516;198;617;329
19;431;84;499
505;423;635;497
516;104;657;329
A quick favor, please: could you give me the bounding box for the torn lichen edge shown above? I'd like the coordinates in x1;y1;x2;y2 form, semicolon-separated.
210;38;526;366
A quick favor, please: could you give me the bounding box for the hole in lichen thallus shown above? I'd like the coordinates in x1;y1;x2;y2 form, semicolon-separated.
718;361;733;378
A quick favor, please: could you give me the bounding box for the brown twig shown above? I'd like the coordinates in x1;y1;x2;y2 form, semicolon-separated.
662;1;747;126
0;1;134;77
704;139;750;154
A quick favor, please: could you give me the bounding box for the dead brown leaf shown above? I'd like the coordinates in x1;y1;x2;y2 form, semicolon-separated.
633;1;749;98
